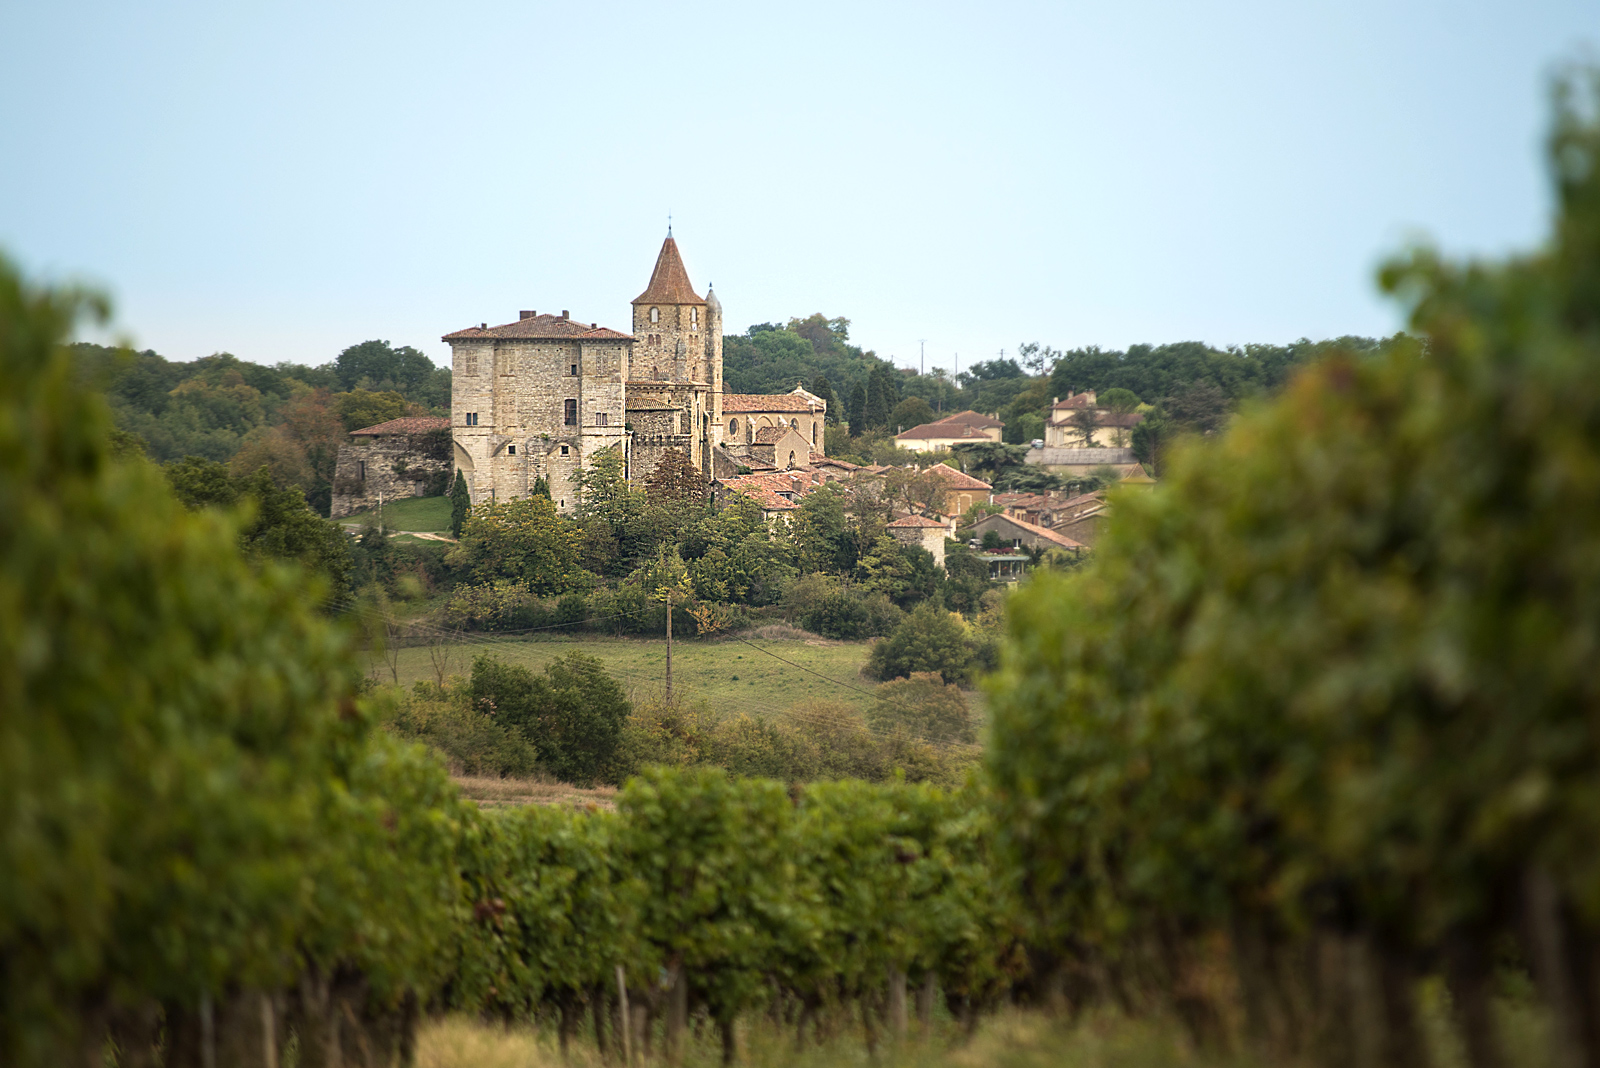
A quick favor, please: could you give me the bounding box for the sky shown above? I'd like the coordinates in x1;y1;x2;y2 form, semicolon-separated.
0;1;1594;377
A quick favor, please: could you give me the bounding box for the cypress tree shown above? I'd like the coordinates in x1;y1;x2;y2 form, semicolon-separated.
865;366;892;430
810;374;840;424
449;468;471;537
848;382;868;437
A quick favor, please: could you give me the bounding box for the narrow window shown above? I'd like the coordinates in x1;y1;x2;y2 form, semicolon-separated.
570;364;578;376
465;412;479;427
357;460;366;481
812;424;817;445
507;444;516;455
597;412;609;426
564;399;577;425
650;307;660;324
729;418;738;435
690;308;698;330
790;418;798;429
560;445;570;456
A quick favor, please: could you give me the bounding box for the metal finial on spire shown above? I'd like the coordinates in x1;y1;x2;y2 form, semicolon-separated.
667;212;672;237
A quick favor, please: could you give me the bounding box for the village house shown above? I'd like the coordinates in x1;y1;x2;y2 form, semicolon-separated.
894;410;1004;453
970;511;1085;555
1043;391;1145;449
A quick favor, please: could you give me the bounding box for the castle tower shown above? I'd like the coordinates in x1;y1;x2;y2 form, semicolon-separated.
628;233;721;476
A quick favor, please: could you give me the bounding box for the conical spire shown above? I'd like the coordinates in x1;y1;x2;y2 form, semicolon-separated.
633;235;703;305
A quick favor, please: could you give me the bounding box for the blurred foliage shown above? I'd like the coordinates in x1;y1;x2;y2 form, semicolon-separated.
987;68;1600;1068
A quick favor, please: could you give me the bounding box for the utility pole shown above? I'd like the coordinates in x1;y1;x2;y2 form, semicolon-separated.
377;491;384;535
665;591;673;702
918;339;926;377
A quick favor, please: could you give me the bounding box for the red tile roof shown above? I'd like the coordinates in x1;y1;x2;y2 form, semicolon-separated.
633;236;703;305
895;410;1004;440
921;464;994;492
887;515;948;529
753;426;803;444
722;393;823;413
350;416;451;436
443;313;632;342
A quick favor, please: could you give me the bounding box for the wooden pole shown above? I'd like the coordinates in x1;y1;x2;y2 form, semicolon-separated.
665;590;673;702
616;966;633;1067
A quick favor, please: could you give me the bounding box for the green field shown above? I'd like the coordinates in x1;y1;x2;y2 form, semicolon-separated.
342;494;452;532
370;631;992;723
372;632;885;717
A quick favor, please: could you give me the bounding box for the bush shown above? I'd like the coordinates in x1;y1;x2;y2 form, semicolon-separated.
383;683;537;776
867;672;976;745
443;581;549;631
867;601;973;684
467;652;631;785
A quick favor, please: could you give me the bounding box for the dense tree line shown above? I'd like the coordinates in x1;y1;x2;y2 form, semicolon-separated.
73;339;448;514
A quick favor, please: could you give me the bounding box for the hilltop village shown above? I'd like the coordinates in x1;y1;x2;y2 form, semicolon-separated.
329;234;1150;573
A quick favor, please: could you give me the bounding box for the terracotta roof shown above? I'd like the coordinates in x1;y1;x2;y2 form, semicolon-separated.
350;416;451;436
722;393;823;413
895;411;1004;440
633;236;703;305
718;469;826;511
974;511;1085;550
753;426;801;444
921;464;993;492
887;515;948;529
742;458;777;471
443;313;632;342
810;455;859;469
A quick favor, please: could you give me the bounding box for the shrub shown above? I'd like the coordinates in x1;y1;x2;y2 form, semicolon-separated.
867;672;976;745
383;683;537;776
444;581;548;631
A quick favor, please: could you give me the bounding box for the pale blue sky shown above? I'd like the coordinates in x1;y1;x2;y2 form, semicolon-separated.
0;1;1592;375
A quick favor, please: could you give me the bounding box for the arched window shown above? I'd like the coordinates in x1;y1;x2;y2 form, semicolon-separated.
788;451;796;467
650;307;660;324
729;418;738;435
690;308;699;330
790;418;798;430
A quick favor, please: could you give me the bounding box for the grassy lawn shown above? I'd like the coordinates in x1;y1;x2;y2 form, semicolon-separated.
369;630;992;724
342;494;452;532
371;632;885;718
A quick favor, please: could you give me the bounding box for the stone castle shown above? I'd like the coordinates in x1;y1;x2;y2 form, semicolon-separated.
329;234;826;518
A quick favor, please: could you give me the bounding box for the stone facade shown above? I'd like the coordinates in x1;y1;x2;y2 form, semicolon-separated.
329;416;453;519
443;235;725;514
886;515;948;569
722;386;827;455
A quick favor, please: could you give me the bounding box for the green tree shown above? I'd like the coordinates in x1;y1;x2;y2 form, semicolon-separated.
335;387;409;432
890;395;935;431
167;457;352;590
809;374;840;423
333;339;448;407
1098;387;1140;414
867;601;972;684
454;494;581;594
469;652;630;785
449;468;471;536
848;381;868;437
865;364;895;430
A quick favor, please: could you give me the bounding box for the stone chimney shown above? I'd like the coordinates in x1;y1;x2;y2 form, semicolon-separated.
561;309;569;319
520;310;536;320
